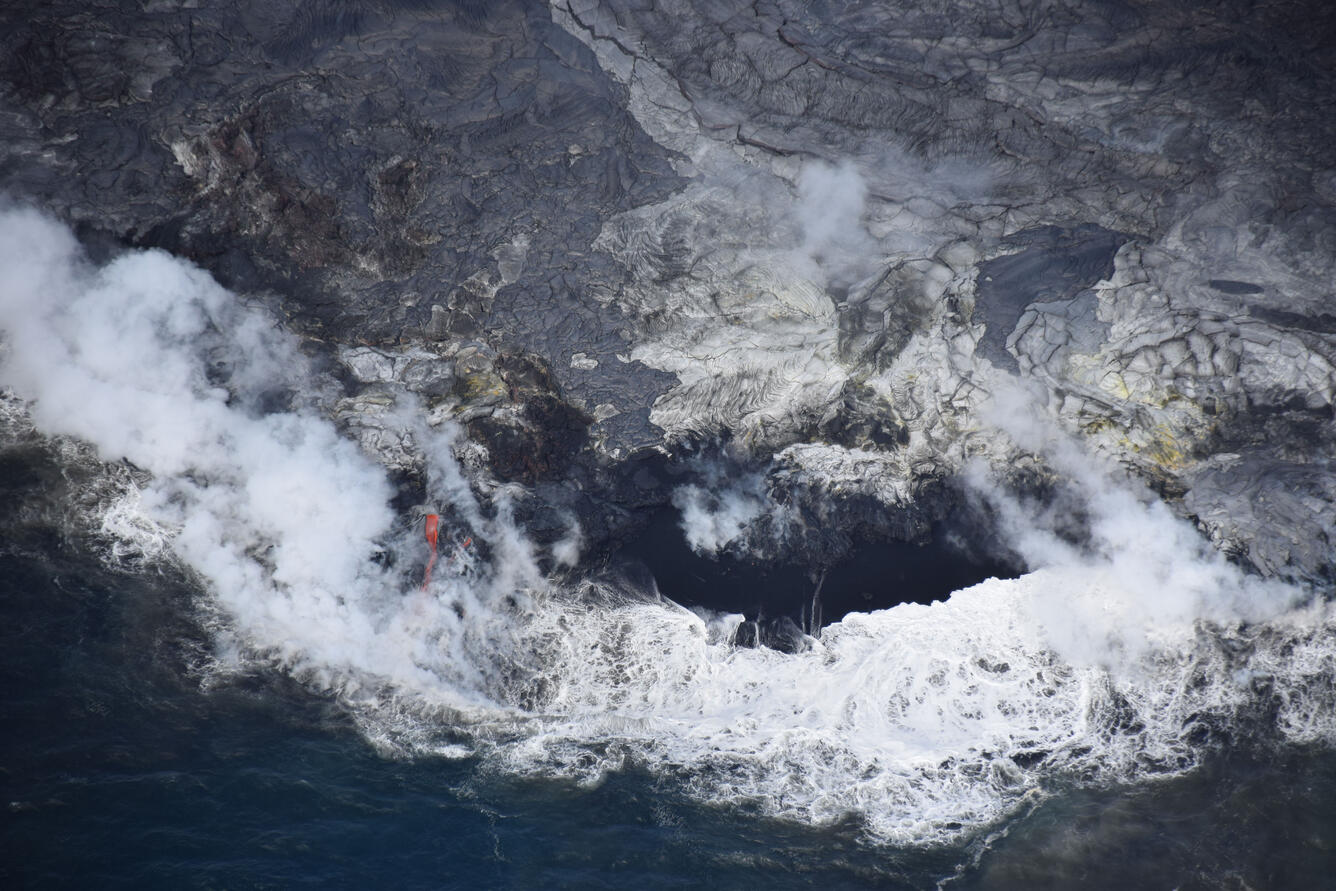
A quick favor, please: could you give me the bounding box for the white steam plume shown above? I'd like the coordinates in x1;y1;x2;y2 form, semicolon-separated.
3;206;1334;849
964;381;1303;667
0;205;516;709
793;159;875;282
671;462;790;557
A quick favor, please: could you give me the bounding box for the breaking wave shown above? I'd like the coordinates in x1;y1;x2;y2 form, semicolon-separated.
2;206;1334;847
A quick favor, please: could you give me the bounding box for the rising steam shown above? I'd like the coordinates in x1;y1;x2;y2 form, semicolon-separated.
963;380;1305;667
0;204;494;705
2;205;1333;848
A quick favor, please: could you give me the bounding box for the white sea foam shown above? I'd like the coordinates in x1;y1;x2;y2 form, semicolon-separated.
462;568;1334;845
2;206;1333;848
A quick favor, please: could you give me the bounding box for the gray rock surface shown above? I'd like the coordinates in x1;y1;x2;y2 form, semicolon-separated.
2;0;1335;585
0;0;683;457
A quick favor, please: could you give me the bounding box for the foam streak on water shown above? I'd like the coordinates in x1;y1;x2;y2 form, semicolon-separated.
2;207;1333;848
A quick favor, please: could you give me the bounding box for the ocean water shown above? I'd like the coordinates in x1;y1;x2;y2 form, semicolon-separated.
0;530;956;890
4;453;1336;889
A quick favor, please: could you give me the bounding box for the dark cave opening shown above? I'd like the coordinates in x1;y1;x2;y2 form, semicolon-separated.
611;502;1020;649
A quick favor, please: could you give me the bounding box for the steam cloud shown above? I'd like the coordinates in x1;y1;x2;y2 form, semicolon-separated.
672;465;782;557
3;205;1332;847
0;204;500;704
796;160;869;256
964;381;1304;665
792;159;876;284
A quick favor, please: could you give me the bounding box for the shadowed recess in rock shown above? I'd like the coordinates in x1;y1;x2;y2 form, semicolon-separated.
613;504;1019;649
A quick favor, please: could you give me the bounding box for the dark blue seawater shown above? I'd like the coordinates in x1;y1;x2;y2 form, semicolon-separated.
4;443;1336;888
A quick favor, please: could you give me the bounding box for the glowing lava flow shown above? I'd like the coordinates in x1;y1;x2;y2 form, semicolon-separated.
421;513;439;590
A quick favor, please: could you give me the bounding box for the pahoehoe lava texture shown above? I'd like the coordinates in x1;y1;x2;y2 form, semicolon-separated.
0;0;683;456
3;0;1335;587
